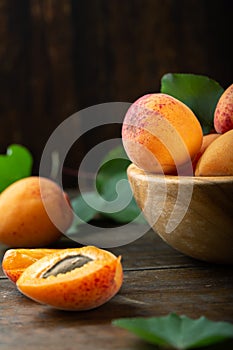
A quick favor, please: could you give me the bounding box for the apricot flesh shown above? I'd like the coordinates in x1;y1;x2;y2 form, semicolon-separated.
16;246;123;311
214;84;233;133
2;248;60;283
195;129;233;176
0;177;73;247
122;93;203;174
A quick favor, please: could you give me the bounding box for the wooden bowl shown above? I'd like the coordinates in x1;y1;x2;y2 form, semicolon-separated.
127;163;233;264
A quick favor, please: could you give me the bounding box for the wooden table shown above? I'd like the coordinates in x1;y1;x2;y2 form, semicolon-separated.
0;227;233;350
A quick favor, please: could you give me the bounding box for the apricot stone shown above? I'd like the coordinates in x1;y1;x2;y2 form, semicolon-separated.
195;129;233;176
16;246;123;311
0;177;73;247
122;93;203;174
214;83;233;133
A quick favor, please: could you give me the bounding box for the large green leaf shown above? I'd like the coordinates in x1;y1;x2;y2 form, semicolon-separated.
96;145;130;194
100;171;145;224
0;144;33;192
113;313;233;349
161;73;224;134
69;145;145;226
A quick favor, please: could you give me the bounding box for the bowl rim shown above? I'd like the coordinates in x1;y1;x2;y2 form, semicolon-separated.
127;163;233;184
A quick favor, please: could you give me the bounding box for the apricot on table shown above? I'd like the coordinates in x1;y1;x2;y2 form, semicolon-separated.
195;129;233;176
2;248;60;283
122;93;203;174
214;83;233;133
0;177;73;248
16;246;123;311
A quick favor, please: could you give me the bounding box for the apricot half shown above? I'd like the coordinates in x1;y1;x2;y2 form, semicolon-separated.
0;177;73;247
122;93;203;174
2;248;60;283
16;246;123;311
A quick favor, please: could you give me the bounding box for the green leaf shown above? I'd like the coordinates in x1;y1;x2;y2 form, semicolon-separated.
70;144;145;226
96;145;131;194
112;313;233;349
161;73;224;134
71;192;102;224
100;172;145;224
0;144;33;192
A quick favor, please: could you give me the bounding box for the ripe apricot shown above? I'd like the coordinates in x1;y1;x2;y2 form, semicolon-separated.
2;248;60;283
122;93;203;174
0;177;73;247
16;246;123;311
195;129;233;176
192;133;220;171
214;83;233;133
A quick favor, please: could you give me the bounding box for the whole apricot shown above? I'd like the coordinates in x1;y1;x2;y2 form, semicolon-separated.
16;246;123;311
192;133;220;171
0;177;73;247
195;129;233;176
214;83;233;133
122;93;203;174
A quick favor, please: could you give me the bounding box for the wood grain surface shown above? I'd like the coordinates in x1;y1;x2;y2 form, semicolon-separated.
1;229;233;350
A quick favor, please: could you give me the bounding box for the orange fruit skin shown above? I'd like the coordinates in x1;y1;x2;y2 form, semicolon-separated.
195;129;233;176
192;133;220;171
2;248;60;283
122;93;203;175
0;177;73;247
214;84;233;134
16;246;123;311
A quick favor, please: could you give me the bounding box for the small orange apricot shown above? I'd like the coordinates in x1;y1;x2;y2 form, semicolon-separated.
214;83;233;133
16;246;123;311
195;129;233;176
0;177;73;247
122;93;203;174
2;248;60;283
192;133;220;171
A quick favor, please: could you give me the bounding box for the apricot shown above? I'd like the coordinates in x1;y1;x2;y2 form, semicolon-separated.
214;83;233;133
195;129;233;176
2;248;60;283
0;177;73;247
192;133;220;171
16;246;123;311
122;93;203;174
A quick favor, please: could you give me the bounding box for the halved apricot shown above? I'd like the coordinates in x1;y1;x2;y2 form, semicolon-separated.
2;248;60;283
16;246;123;311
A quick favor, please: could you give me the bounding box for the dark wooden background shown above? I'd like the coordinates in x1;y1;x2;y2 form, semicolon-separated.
0;0;232;187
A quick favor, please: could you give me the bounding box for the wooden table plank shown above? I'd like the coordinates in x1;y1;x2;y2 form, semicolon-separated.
0;229;204;277
1;227;233;350
0;265;233;349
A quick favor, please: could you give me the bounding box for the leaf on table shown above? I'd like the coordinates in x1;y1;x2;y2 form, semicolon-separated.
112;313;233;349
0;144;33;192
160;73;224;134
